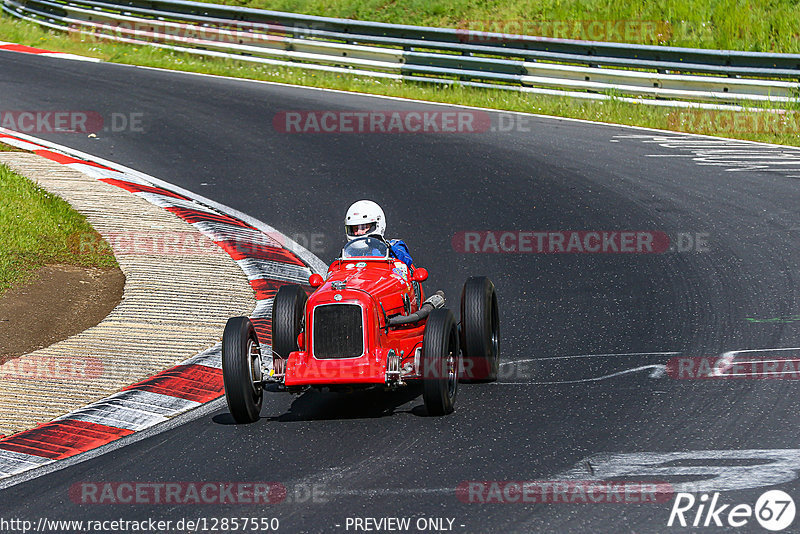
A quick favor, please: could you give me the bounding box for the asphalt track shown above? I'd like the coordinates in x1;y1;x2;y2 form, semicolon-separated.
1;51;800;533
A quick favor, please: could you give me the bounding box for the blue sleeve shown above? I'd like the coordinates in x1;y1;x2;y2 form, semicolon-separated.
389;239;414;267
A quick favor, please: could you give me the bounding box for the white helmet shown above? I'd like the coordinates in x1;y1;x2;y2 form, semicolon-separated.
345;200;386;241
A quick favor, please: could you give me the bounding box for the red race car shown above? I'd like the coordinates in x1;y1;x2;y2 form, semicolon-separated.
222;236;499;422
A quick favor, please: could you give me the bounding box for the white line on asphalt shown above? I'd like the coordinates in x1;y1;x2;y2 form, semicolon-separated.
495;365;666;385
500;351;680;365
556;449;800;493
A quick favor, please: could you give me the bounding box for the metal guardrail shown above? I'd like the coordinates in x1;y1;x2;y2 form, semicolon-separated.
3;0;800;107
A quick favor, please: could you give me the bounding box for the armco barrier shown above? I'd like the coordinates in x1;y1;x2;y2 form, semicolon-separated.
2;0;799;107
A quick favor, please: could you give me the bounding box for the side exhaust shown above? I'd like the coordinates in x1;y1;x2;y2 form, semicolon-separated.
388;291;445;326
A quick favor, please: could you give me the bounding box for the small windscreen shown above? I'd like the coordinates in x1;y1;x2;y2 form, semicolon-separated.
341;237;389;259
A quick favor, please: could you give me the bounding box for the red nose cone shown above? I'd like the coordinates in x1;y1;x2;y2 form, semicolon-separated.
309;274;324;288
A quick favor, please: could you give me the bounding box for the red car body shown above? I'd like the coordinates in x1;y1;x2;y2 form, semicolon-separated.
284;255;426;387
223;235;497;422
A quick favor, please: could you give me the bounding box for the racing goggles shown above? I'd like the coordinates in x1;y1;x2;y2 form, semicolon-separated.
346;222;377;237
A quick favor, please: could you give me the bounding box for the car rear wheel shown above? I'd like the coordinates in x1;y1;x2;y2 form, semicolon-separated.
460;276;500;382
222;316;263;423
272;284;307;374
421;308;461;415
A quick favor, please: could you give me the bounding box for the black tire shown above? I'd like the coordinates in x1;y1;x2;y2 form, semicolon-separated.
271;284;307;372
222;316;263;423
421;308;460;416
460;276;500;382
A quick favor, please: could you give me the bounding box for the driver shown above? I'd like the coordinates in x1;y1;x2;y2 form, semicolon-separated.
345;200;414;268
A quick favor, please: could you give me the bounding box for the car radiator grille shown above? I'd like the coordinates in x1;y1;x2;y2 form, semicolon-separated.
313;304;364;359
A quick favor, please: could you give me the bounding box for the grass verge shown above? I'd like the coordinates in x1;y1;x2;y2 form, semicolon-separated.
194;0;800;54
0;12;798;148
0;142;23;152
0;158;117;296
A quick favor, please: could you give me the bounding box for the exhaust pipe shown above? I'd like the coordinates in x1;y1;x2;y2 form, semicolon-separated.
388;291;445;326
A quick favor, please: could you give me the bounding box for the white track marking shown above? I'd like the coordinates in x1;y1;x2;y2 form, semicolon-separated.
38;52;100;62
712;347;800;377
192;220;285;248
722;347;800;355
62;162;124;179
725;371;800;377
698;155;800;161
56;390;202;431
5;49;796;148
134;192;219;214
496;352;676;385
0;450;54;478
0;74;794;489
496;364;666;385
501;351;680;365
500;348;800;383
735;359;800;364
1;127;329;275
0;128;328;488
0;137;44;151
556;449;800;493
709;160;800;166
620;133;800;178
0;397;226;490
236;258;312;284
251;298;274;319
180;343;222;369
246;447;800;498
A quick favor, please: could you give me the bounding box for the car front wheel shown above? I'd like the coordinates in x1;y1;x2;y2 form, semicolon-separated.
421;308;461;415
222;316;263;423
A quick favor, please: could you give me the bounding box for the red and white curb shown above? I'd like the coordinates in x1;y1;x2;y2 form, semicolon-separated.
0;40;101;62
0;128;326;482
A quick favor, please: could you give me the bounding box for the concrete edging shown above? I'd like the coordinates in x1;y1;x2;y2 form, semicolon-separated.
0;131;320;482
0;152;256;435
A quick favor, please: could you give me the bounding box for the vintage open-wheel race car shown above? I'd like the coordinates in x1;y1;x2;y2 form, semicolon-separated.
222;236;499;423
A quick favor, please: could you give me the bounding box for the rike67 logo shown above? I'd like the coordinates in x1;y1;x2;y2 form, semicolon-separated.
668;490;795;531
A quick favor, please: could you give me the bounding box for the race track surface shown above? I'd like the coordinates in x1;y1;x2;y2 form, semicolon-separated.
1;52;799;533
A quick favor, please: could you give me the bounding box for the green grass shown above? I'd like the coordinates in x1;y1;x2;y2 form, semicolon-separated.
0;162;117;296
198;0;800;53
0;11;798;150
